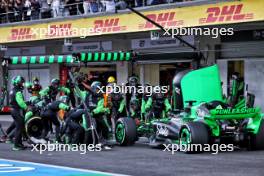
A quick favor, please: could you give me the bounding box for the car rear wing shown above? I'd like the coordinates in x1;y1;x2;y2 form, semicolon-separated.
209;107;261;120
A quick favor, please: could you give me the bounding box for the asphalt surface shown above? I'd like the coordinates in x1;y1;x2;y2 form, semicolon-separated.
1;116;264;176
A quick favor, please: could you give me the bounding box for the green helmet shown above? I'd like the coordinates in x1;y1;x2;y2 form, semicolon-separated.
12;76;25;88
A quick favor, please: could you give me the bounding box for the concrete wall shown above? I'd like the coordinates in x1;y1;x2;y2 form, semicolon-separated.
140;64;160;86
50;64;60;82
217;60;228;96
244;59;264;111
116;62;129;85
196;35;221;65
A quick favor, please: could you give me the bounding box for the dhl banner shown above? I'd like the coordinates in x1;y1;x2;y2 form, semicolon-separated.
0;0;263;43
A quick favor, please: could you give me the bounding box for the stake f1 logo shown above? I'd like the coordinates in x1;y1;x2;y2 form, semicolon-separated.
200;4;254;24
9;28;36;41
93;18;127;33
138;12;183;29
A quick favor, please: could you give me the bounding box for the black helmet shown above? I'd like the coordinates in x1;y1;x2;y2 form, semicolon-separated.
128;76;139;86
51;78;60;88
32;77;40;85
130;97;140;111
153;92;164;100
12;76;25;89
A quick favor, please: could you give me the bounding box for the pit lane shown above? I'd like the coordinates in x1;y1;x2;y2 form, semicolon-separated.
1;115;264;176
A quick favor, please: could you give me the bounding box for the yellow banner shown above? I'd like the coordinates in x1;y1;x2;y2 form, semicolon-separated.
0;0;263;43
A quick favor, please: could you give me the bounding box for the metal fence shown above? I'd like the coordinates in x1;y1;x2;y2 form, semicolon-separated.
0;0;194;24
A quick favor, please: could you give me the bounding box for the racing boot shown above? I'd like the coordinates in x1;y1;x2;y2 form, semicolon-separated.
12;144;26;151
5;137;13;144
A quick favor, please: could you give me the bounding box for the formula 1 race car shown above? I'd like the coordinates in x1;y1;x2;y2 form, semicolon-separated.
115;65;264;153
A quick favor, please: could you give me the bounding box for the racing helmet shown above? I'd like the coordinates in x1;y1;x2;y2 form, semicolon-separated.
130;97;140;111
91;81;102;94
32;77;40;85
51;78;60;89
152;92;164;109
12;76;25;89
153;92;164;100
107;76;116;84
59;95;70;104
128;76;139;86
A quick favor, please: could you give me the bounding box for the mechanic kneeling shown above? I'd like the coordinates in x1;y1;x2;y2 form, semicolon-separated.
64;108;87;144
41;96;70;142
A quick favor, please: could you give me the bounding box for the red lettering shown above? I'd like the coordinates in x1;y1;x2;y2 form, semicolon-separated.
206;7;220;23
11;29;19;40
93;18;125;33
233;4;245;20
145;14;157;28
201;4;252;24
219;5;236;21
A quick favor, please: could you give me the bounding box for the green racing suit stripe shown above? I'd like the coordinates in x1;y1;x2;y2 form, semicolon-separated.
118;99;125;113
93;99;107;115
15;92;27;110
59;103;70;111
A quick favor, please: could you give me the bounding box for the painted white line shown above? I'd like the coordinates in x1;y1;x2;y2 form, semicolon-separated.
0;158;130;176
0;166;35;173
0;164;13;167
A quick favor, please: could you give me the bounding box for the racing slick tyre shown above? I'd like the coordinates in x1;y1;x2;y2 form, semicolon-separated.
180;122;209;153
25;116;44;139
115;117;137;146
249;120;264;150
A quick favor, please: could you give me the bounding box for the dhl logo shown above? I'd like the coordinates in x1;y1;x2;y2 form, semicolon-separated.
9;28;36;41
46;23;72;37
199;4;254;24
93;18;127;33
138;12;183;29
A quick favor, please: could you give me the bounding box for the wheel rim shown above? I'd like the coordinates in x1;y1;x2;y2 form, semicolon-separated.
180;128;191;145
26;116;43;138
116;123;125;143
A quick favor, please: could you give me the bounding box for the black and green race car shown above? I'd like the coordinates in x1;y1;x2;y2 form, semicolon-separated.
115;65;264;152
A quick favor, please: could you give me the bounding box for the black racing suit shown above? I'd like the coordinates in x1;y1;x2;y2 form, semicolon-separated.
39;86;70;103
66;80;76;108
41;101;70;141
87;92;111;143
125;83;142;112
145;95;172;120
64;108;90;144
106;92;126;135
5;121;15;139
9;87;28;147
